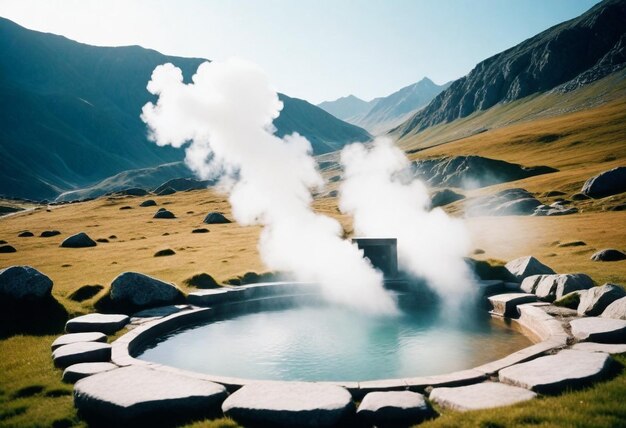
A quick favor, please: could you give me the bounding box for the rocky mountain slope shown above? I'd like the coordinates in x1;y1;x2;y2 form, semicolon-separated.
395;0;626;138
318;78;449;135
0;17;370;201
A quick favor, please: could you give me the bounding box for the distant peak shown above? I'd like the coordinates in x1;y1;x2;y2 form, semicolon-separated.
418;77;434;84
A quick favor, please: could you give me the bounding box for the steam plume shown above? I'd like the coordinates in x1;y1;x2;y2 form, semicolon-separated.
339;138;475;307
141;58;396;314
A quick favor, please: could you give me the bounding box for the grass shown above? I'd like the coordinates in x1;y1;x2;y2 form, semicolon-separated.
0;74;625;426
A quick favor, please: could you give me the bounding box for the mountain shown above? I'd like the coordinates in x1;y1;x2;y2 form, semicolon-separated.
395;0;626;138
317;78;449;135
317;95;374;121
0;17;370;201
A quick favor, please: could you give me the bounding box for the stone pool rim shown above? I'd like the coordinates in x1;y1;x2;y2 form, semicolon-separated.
110;281;568;394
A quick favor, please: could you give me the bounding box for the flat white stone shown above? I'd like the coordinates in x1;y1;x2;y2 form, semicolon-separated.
52;342;112;368
357;391;432;424
74;366;227;424
429;382;536;411
569;317;626;343
489;293;538;317
571;342;626;354
499;350;612;394
51;332;107;350
62;362;118;383
66;313;129;334
222;381;353;427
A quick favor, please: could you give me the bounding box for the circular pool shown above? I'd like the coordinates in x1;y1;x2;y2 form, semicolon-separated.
136;297;532;382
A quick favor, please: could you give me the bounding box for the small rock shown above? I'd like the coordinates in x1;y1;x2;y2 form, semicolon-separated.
581;167;626;198
203;212;231;224
558;241;586;247
119;206;132;210
153;209;176;219
60;232;97;248
154;249;176;257
0;245;17;253
0;240;6;244
139;199;157;207
430;382;536;411
191;228;210;234
222;381;353;428
65;313;129;334
110;272;183;308
40;230;61;237
591;249;626;262
602;296;626;320
577;284;626;316
68;284;104;302
95;238;109;243
51;332;107;350
63;362;118;383
505;256;555;282
570;317;626;343
18;231;34;237
357;391;432;425
499;350;613;394
0;265;53;300
52;342;112;368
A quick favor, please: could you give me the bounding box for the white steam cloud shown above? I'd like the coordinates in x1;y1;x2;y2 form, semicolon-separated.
339;138;475;307
141;58;396;314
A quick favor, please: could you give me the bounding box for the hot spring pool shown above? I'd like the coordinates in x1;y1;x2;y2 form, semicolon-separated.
136;299;533;382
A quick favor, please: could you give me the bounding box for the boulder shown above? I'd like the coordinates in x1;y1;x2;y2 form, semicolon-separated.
40;230;61;237
60;232;97;248
602;296;626;320
499;350;613;394
505;256;555;282
534;274;594;301
0;265;53;300
520;274;545;293
203;212;231;224
222;381;353;428
591;249;626;262
429;382;536;411
51;332;107;350
356;391;432;425
52;342;112;368
0;245;16;253
569;317;626;343
488;293;538;317
139;199;157;207
581;167;626;198
153;209;176;219
110;272;183;308
155;186;176;196
74;366;227;425
66;313;129;334
577;284;626;316
62;362;118;383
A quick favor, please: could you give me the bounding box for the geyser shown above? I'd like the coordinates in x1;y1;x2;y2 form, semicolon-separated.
141;58;395;314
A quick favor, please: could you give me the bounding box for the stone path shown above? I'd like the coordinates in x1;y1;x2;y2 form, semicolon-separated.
63;362;118;383
430;382;537;411
222;381;353;427
499;350;613;394
357;391;432;425
51;332;107;350
52;342;112;368
66;313;129;334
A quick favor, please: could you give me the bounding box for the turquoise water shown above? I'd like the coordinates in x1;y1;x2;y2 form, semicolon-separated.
137;302;531;381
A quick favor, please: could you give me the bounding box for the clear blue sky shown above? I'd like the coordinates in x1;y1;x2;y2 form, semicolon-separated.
0;0;600;103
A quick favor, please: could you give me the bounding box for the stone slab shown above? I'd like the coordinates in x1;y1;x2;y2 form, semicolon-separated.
63;362;118;383
571;342;626;354
430;382;536;411
489;293;538;317
569;317;626;343
602;296;626;320
66;313;130;334
357;391;432;425
187;288;240;306
74;366;227;424
499;350;613;394
52;332;107;350
222;381;354;428
52;342;112;368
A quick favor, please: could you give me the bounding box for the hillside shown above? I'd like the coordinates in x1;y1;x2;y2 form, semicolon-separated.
395;0;626;138
0;17;370;201
317;94;373;121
